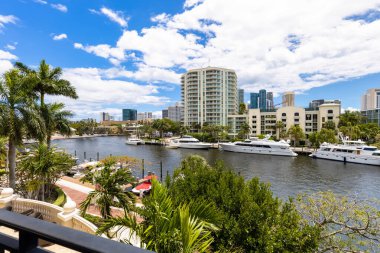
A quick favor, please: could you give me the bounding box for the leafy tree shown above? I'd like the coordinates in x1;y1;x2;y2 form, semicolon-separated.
238;103;247;114
166;155;319;252
98;179;219;252
308;132;320;148
297;191;380;253
322;120;336;130
338;111;363;127
17;144;75;201
318;128;337;144
358;123;380;143
80;157;135;219
0;70;45;188
152;118;172;138
287;125;305;147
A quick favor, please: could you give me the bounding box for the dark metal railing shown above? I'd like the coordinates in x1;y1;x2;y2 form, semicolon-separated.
0;209;153;253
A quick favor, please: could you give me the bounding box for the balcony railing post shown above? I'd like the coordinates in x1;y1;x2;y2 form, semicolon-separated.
19;230;38;252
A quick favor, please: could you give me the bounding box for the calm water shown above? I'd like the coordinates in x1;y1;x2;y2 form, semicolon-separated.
52;136;380;199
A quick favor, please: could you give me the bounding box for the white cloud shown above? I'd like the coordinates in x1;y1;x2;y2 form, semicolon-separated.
0;15;17;30
51;3;67;13
74;0;380;96
53;33;67;40
342;107;360;113
34;0;47;4
49;67;171;119
0;50;17;75
99;7;128;27
5;44;16;50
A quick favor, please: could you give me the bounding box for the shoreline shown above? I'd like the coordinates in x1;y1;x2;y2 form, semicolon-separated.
51;134;121;141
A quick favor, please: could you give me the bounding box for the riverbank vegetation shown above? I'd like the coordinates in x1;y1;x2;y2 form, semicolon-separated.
90;155;379;252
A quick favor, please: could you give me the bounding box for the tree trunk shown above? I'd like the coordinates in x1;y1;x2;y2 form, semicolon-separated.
8;138;16;189
47;133;51;149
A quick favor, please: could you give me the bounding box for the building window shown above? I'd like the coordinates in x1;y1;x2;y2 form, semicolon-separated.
306;114;311;120
328;116;333;120
322;117;325;122
295;118;299;122
294;112;299;116
282;113;286;116
327;109;333;113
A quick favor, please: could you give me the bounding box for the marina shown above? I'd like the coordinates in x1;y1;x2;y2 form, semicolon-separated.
53;136;380;200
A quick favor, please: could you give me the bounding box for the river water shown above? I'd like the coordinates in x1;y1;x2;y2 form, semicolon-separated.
52;136;380;200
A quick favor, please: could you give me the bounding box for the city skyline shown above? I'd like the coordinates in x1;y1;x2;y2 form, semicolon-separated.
1;0;380;120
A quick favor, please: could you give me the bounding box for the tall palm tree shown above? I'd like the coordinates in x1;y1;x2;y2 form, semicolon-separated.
80;159;135;219
287;124;305;147
0;70;45;188
15;60;78;144
275;121;285;139
44;103;73;147
98;180;218;252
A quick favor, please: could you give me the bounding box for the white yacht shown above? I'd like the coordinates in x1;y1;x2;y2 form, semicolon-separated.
168;136;212;149
310;137;380;166
219;137;297;157
126;138;144;145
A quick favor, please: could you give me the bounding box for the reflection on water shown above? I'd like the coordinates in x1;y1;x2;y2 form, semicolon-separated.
53;136;380;199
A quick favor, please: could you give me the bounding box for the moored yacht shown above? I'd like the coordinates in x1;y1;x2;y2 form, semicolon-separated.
168;136;212;149
310;138;380;166
219;137;297;157
126;138;144;145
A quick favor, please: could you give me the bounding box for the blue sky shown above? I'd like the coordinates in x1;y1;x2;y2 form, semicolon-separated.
1;0;380;120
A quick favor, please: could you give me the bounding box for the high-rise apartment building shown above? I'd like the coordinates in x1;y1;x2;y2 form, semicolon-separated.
168;102;183;122
122;109;137;121
238;89;245;105
137;112;153;121
250;93;259;109
282;92;295;107
361;88;380;111
259;89;267;110
181;67;237;126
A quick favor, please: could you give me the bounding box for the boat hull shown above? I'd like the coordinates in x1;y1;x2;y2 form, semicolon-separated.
311;152;380;166
220;143;297;157
175;143;211;149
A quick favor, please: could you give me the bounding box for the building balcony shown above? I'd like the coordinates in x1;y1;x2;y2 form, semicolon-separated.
0;189;149;253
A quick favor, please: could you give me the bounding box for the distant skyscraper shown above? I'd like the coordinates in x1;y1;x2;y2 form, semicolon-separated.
137;112;153;121
259;89;267;110
361;88;380;111
122;109;137;121
250;93;259;109
266;92;274;109
162;109;168;119
100;112;110;122
238;89;244;105
282;92;295;107
167;102;183;122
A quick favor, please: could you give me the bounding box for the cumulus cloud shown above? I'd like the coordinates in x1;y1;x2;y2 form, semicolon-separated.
5;44;16;50
49;67;171;119
90;7;128;27
0;15;17;30
51;3;67;13
74;0;380;95
0;50;17;75
53;33;67;40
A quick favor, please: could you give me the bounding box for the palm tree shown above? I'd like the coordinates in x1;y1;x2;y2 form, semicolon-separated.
287;124;305;147
80;158;135;219
238;122;251;139
275;121;285;139
98;180;218;252
15;60;78;144
44;103;73;147
0;70;45;188
18;143;75;200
